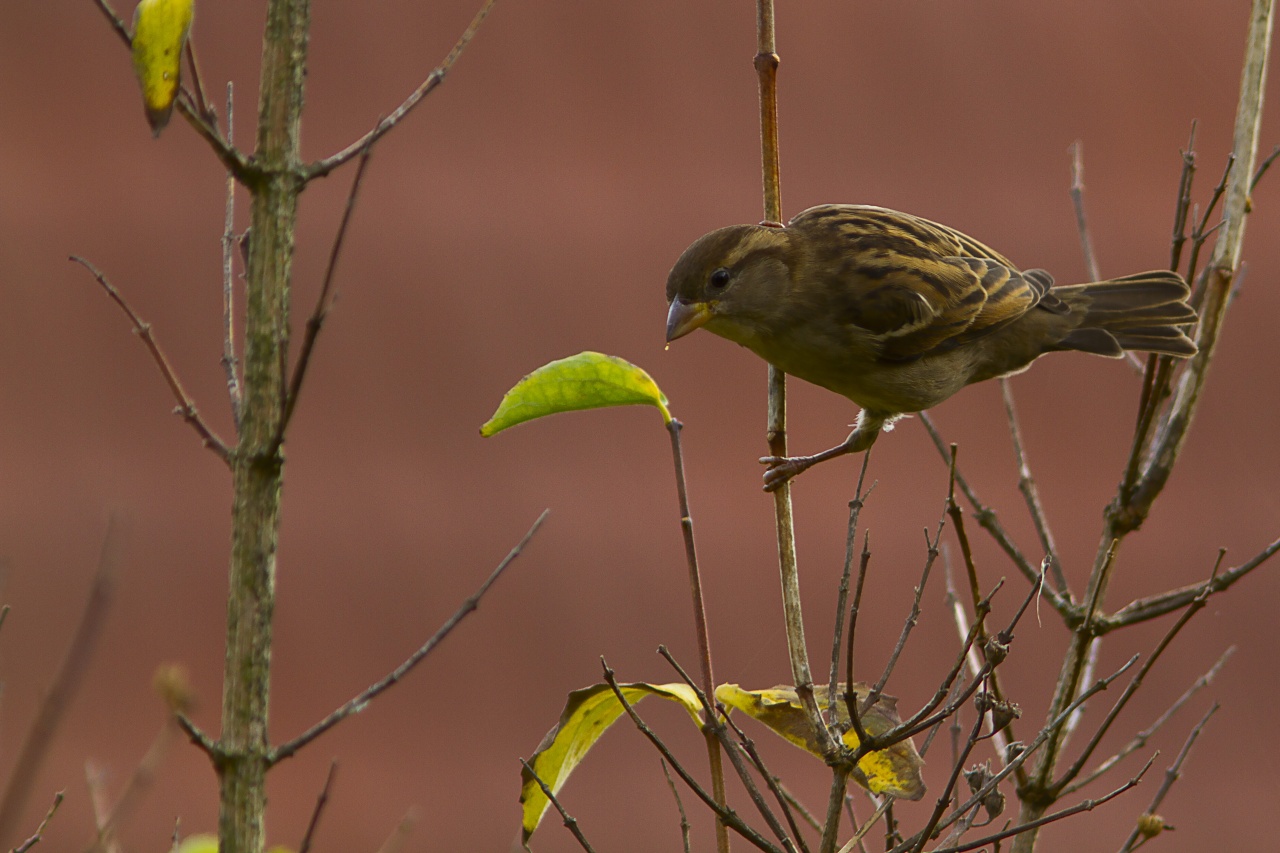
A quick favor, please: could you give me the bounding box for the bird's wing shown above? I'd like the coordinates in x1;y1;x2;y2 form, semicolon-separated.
789;205;1059;362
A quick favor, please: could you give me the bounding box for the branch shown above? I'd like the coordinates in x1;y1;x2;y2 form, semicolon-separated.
297;762;337;853
1116;704;1220;853
305;0;500;179
0;520;119;845
601;662;786;853
1104;534;1280;628
271;511;548;763
11;792;64;853
275;145;376;448
220;82;243;427
71;257;232;463
1060;646;1233;796
999;380;1069;595
519;760;599;853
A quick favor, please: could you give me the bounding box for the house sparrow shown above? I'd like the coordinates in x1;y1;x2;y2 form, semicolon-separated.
665;204;1197;490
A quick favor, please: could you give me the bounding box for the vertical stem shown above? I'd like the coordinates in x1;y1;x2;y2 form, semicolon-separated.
219;1;309;851
755;0;832;757
666;420;730;853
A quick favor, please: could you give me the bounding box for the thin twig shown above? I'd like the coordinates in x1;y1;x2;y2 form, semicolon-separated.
12;792;64;853
276;144;376;447
892;656;1139;852
663;419;730;839
1069;140;1102;282
660;760;693;853
861;519;944;717
306;0;500;179
1060;646;1233;796
182;40;213;124
271;511;548;763
919;413;1071;617
1052;554;1222;794
298;762;338;853
0;520;120;844
519;760;599;853
1104;535;1280;628
1116;704;1219;853
999;380;1068;595
1249;143;1280;191
601;662;786;853
657;648;803;853
221;82;242;426
71;257;232;462
83;718;178;852
829;457;874;716
929;759;1151;853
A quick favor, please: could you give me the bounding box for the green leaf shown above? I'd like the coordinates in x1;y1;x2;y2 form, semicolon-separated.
716;683;926;800
520;681;700;846
481;351;671;437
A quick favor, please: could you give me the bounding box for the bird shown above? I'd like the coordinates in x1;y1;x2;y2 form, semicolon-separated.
665;204;1198;491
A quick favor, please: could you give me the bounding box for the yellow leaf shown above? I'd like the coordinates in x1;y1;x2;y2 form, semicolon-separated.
481;351;671;437
716;683;926;800
520;681;700;846
131;0;194;136
174;837;217;853
171;836;293;853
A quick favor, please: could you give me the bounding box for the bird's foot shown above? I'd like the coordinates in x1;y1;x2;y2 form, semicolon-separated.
760;455;817;492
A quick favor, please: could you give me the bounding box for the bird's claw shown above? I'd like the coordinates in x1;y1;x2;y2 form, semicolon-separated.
760;455;808;492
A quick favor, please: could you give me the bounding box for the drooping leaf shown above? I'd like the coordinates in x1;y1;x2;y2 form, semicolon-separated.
520;681;700;846
716;683;926;800
130;0;195;135
481;351;671;437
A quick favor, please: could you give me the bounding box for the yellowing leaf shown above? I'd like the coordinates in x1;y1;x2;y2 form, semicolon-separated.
520;681;700;846
716;683;926;800
131;0;194;135
481;351;670;437
175;837;217;853
173;837;293;853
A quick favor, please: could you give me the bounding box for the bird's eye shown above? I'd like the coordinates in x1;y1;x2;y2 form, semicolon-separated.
709;268;732;289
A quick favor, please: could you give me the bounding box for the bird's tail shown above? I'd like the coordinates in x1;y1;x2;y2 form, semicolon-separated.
1053;271;1198;358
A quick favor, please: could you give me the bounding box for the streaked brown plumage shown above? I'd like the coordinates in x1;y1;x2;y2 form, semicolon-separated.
665;204;1198;490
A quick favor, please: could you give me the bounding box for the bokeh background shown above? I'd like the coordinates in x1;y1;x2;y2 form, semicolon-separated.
2;1;1278;850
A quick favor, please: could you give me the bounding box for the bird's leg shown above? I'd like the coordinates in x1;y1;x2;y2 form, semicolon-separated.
760;411;886;491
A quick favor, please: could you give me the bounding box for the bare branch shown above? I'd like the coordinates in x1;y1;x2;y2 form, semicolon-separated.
71;256;232;463
306;0;501;179
271;511;548;763
1061;647;1233;796
1104;535;1280;628
11;792;64;853
1116;704;1220;853
519;759;600;853
1069;140;1103;282
0;520;119;844
929;758;1152;853
660;760;693;853
276;145;376;447
999;380;1068;595
656;647;804;853
221;82;243;427
601;662;785;853
919;413;1072;618
298;762;337;853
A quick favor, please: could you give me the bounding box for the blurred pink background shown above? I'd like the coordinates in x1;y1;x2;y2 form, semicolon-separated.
2;1;1278;850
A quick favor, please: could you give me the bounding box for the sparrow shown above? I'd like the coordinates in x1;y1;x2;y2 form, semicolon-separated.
665;204;1197;490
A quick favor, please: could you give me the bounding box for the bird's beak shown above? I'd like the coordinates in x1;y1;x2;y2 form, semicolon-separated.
666;298;714;343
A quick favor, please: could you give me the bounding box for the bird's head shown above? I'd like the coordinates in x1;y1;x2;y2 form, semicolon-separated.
665;223;794;344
